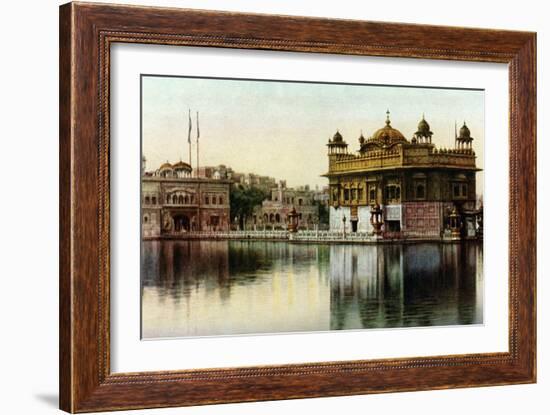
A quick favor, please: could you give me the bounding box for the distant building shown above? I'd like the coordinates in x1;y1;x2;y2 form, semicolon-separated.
313;185;330;206
247;181;319;230
324;111;482;239
197;164;278;194
195;164;233;181
141;159;231;237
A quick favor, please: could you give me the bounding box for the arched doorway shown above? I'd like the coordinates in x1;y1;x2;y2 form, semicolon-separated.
173;214;190;232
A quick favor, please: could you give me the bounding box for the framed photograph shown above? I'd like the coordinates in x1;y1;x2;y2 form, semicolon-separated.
59;2;536;412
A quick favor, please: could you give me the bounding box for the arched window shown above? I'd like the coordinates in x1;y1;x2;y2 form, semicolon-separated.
263;213;268;223
343;189;350;201
152;196;156;205
205;196;210;204
416;184;425;199
219;196;223;205
453;184;461;198
172;195;177;204
143;215;149;223
385;185;401;202
178;195;184;204
144;196;150;204
275;213;280;223
184;195;189;204
212;196;217;205
298;198;303;206
166;195;170;204
269;213;275;223
332;187;338;203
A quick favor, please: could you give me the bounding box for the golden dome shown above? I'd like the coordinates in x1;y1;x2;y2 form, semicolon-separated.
159;161;173;170
372;125;407;142
173;160;191;171
370;110;408;144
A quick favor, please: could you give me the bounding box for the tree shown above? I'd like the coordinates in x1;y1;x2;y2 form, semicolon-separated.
230;185;269;229
316;200;329;225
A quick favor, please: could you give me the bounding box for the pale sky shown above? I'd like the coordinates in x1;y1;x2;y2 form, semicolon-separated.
142;75;484;193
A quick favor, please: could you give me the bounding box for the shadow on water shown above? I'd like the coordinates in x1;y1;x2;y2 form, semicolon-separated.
141;240;482;338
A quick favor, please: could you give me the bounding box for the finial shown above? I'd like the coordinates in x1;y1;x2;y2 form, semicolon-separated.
422;112;425;120
385;109;391;126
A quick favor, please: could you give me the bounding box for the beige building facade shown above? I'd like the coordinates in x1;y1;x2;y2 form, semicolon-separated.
142;159;231;238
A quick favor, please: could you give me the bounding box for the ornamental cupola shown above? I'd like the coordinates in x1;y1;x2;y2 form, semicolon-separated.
455;121;474;150
413;114;433;144
327;130;348;155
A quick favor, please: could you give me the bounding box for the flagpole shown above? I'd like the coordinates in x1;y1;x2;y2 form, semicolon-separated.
187;109;192;169
196;111;200;178
196;111;201;231
454;120;457;149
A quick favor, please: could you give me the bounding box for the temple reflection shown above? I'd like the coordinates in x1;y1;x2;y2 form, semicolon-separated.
329;243;483;330
141;241;482;338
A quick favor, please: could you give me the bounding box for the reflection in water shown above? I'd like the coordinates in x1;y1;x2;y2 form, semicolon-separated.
142;241;483;338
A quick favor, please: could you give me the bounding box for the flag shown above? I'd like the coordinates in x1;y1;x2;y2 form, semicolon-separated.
188;109;192;143
196;111;200;142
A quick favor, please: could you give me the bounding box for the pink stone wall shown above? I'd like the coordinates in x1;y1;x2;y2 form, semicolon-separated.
402;202;442;237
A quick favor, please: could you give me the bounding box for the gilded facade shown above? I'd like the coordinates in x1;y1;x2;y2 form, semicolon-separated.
324;111;482;239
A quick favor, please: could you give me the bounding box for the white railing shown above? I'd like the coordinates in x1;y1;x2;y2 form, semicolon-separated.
292;230;374;241
154;229;451;242
163;230;289;240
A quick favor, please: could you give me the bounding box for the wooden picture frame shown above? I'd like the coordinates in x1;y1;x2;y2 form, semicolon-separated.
59;2;536;412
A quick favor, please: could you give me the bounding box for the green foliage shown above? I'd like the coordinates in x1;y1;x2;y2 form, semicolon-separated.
230;185;269;229
316;200;329;225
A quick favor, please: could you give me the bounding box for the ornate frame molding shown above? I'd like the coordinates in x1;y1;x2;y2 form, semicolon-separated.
60;2;536;412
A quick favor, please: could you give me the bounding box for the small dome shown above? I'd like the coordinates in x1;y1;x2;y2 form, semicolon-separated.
459;122;472;140
159;161;173;170
415;115;433;137
458;122;474;141
332;130;343;143
173;160;191;171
